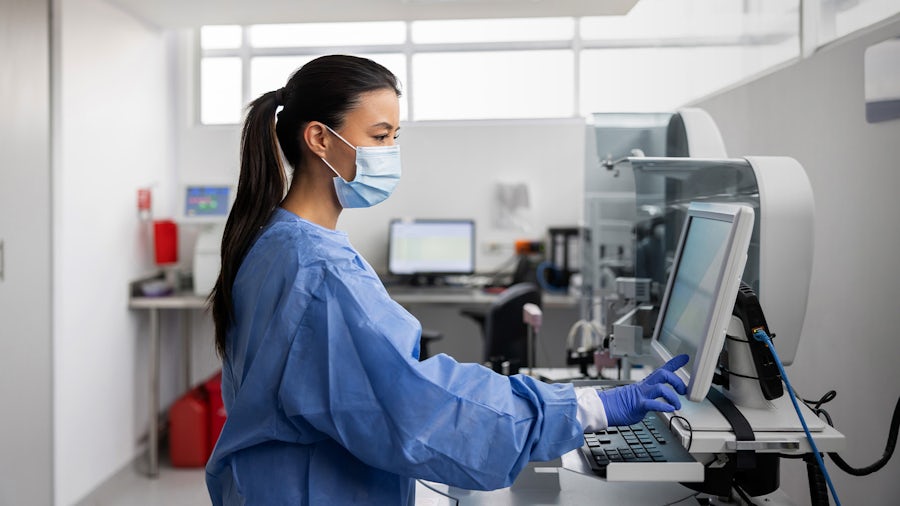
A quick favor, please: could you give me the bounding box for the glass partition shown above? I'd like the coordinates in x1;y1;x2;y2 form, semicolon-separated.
630;158;761;298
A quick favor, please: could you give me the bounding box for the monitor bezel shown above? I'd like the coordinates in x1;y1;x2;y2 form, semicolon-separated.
178;183;235;224
387;218;476;277
649;202;754;402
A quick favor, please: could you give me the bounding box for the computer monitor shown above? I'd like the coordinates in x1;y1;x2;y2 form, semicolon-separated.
649;202;754;402
180;184;233;223
387;219;475;279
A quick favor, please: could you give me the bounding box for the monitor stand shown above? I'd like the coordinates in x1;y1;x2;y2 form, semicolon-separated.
673;314;826;433
409;274;440;287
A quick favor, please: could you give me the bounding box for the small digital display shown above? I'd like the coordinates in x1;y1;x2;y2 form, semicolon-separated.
185;186;230;218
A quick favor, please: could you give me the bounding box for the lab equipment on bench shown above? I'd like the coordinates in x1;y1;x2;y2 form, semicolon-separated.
635;202;831;501
580;201;753;483
577;156;815;382
178;183;234;296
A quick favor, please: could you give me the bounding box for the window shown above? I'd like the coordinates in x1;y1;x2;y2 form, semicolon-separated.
248;22;406;47
200;57;242;125
411;17;574;43
413;50;574;120
198;4;803;124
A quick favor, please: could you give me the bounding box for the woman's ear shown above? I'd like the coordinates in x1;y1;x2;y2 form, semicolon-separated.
303;121;328;158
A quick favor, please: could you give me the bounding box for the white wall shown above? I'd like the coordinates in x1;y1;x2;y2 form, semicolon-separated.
55;0;173;503
695;15;900;505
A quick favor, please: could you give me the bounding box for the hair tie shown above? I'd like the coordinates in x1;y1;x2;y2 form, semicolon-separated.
274;87;285;106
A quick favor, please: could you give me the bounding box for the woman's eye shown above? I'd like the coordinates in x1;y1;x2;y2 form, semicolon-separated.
373;132;399;142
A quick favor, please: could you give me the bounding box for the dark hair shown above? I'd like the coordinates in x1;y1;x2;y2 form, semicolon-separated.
210;55;401;357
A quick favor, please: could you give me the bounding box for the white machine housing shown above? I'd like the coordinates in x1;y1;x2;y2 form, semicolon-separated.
193;223;225;297
746;156;815;365
670;108;728;158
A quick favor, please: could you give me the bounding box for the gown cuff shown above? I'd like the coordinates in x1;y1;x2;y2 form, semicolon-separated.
575;387;608;433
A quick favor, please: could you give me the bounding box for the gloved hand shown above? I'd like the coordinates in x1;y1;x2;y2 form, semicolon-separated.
598;354;689;427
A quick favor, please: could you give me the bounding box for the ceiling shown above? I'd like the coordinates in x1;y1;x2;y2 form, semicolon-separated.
105;0;640;28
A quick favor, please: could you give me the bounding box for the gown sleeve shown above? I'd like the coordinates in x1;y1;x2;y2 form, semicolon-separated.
277;264;585;491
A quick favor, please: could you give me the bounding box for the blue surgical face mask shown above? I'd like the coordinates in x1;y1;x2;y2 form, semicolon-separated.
320;125;401;209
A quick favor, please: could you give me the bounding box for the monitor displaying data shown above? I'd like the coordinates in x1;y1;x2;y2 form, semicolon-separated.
388;220;475;276
656;217;733;361
650;202;754;402
183;185;231;222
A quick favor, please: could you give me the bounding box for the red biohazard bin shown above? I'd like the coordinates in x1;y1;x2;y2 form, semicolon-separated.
168;387;210;467
205;372;226;452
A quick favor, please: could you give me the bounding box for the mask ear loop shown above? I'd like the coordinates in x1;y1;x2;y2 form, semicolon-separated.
319;123;355;181
320;156;345;181
323;124;357;150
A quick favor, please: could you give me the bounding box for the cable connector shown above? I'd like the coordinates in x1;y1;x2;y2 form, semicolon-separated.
752;328;769;342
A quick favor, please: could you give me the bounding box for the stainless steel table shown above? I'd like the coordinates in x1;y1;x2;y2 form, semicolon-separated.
129;280;207;477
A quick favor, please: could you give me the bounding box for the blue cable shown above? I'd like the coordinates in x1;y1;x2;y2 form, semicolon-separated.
752;328;841;506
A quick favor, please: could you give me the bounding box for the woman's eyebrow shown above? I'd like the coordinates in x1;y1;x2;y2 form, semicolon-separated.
370;121;398;131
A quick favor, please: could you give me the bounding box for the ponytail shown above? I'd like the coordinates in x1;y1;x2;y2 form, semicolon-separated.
210;90;286;357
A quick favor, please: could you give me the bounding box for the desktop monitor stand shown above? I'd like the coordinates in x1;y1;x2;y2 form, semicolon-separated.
676;317;826;433
409;274;440;287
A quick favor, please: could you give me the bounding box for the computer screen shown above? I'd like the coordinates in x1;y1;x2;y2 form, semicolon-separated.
181;185;233;223
388;219;475;277
650;202;754;402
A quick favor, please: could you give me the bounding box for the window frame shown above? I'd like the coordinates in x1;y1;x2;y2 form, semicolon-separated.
196;10;804;125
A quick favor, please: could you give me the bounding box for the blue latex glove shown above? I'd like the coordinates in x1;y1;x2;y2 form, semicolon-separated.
598;354;689;427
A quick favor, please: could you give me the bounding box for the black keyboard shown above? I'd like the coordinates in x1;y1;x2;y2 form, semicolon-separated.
581;411;702;482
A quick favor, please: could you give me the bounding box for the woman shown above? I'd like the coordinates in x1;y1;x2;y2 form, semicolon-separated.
205;54;688;505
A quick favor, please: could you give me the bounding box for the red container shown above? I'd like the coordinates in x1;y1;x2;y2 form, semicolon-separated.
153;220;178;265
168;388;210;467
205;372;227;452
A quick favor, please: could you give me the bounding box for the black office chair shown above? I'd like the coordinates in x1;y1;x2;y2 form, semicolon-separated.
460;282;542;374
419;329;443;361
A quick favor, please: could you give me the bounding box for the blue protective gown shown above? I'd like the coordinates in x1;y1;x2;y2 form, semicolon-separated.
206;208;584;505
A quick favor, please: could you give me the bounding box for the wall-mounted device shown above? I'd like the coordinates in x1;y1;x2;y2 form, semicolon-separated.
179;184;234;296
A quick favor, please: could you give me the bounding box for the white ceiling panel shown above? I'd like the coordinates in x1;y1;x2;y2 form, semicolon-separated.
103;0;639;28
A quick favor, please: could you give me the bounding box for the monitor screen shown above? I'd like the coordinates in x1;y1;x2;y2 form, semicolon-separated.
388;220;475;276
650;202;754;402
182;185;232;222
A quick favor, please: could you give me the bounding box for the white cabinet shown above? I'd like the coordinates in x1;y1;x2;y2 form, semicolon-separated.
0;0;53;503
